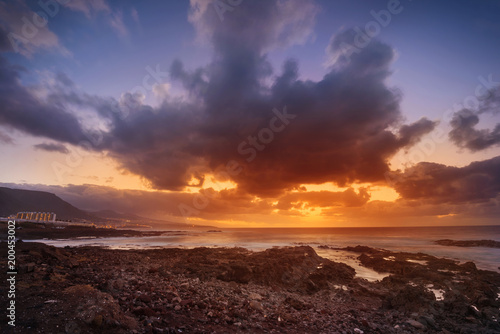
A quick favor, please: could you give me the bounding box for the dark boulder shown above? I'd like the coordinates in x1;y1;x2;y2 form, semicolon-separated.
386;285;435;313
217;263;253;284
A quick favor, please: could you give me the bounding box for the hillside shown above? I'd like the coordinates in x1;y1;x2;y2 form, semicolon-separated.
0;187;201;228
0;187;95;220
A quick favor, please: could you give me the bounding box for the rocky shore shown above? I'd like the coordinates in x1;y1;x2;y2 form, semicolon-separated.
435;239;500;248
2;241;500;333
0;222;172;240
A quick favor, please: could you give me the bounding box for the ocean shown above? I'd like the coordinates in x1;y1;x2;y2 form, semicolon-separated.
30;225;500;281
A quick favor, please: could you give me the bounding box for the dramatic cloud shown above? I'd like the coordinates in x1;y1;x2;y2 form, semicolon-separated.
449;86;500;151
398;118;438;148
0;0;438;199
99;17;435;197
0;57;93;145
449;110;500;151
389;156;500;204
34;142;69;154
1;0;499;227
0;183;273;221
333;196;500;227
4;179;499;226
0;182;367;222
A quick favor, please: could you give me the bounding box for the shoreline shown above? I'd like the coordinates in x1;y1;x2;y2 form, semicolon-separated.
0;221;183;241
435;239;500;249
2;240;500;333
6;222;499;272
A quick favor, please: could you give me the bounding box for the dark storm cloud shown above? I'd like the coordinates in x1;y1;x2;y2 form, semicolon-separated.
390;156;500;204
449;109;500;151
449;86;500;151
0;0;437;198
34;142;69;154
98;16;435;196
169;59;208;98
398;118;438;147
0;57;92;145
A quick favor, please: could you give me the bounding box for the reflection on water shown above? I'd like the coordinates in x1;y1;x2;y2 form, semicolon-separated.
315;249;390;282
27;225;500;276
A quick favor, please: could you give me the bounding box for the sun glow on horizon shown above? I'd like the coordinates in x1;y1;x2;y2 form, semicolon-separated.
293;182;400;202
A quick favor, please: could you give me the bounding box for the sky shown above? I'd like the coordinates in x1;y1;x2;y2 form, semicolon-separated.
0;0;499;227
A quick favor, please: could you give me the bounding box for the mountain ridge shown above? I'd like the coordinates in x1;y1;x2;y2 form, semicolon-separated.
0;187;193;227
0;187;95;220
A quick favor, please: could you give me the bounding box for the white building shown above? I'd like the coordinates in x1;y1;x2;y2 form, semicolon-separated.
16;212;56;222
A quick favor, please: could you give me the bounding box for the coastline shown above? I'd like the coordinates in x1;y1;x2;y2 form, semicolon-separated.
8;223;500;273
2;239;500;333
0;222;178;241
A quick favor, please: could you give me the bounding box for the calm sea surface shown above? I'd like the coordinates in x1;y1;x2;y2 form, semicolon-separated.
31;225;500;280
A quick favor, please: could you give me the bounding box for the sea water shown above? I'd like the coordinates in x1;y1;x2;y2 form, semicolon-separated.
29;225;500;280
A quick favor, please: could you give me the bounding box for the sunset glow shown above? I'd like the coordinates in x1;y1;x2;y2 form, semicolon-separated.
1;0;499;227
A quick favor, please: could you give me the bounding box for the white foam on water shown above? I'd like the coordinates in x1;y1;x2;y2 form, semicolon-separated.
332;284;349;291
24;226;500;273
430;289;445;301
315;248;390;282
